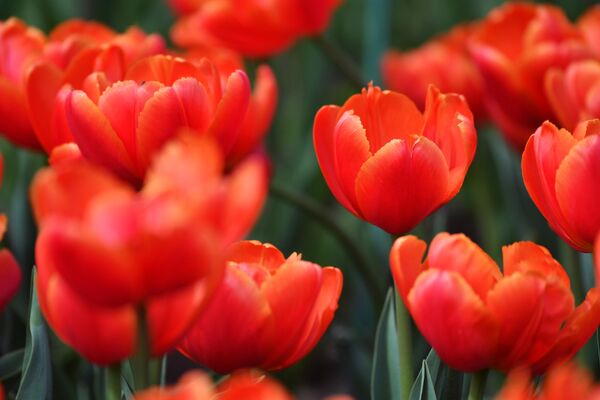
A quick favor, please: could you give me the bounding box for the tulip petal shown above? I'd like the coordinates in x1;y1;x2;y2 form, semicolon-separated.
342;87;424;153
313;106;370;216
227;240;286;273
521;121;587;250
545;68;580;130
487;272;574;371
0;249;21;311
408;269;498;372
555;134;600;249
502;241;570;287
427;233;501;301
530;288;600;373
178;266;272;373
355;137;449;234
261;261;323;369
389;235;427;304
0;77;38;149
66;90;137;181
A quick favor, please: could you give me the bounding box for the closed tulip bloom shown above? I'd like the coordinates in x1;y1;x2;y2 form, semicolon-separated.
169;0;342;57
469;3;592;150
496;363;600;400
178;240;343;373
26;20;165;154
522;119;600;252
31;134;268;364
65;54;250;184
382;24;487;120
313;84;476;235
545;61;600;130
390;233;600;373
0;18;45;149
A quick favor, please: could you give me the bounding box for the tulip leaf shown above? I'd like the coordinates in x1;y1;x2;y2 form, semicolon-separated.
16;272;52;400
0;348;24;380
409;360;437;400
370;288;402;400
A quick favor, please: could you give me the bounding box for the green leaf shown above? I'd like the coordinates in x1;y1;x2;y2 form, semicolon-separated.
0;348;24;380
16;271;52;400
410;360;438;400
370;288;401;400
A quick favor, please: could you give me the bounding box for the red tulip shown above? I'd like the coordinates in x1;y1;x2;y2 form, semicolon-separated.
578;5;600;58
522;119;600;252
169;0;343;57
469;3;592;150
390;233;600;373
0;155;21;312
496;363;600;400
65;54;251;183
26;20;165;154
0;18;45;149
31;134;268;364
313;84;476;235
178;240;343;373
545;60;600;130
382;24;487;120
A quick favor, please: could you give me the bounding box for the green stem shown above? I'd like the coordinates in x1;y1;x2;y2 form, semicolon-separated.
559;241;583;303
130;307;160;391
468;370;488;400
105;364;122;400
270;182;385;309
394;291;413;400
313;35;365;90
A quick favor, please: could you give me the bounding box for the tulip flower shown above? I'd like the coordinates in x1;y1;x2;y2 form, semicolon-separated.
65;54;251;183
31;134;268;364
382;24;487;120
178;240;343;373
545;61;600;130
313;84;476;235
390;232;600;373
169;0;343;58
26;20;165;154
0;18;45;149
495;363;600;400
522;119;600;252
134;370;293;400
0;155;22;312
469;3;592;150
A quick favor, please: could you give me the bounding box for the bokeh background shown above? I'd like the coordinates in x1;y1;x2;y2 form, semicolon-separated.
0;0;597;398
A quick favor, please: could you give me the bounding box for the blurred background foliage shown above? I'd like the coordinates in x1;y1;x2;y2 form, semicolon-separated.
0;0;598;399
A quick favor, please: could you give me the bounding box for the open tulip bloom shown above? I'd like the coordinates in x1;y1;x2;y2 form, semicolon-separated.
313;84;476;235
390;232;600;373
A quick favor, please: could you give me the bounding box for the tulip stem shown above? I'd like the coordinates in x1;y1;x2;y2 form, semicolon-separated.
468;370;488;400
314;35;366;90
131;307;160;391
105;364;122;400
394;290;413;400
270;182;385;309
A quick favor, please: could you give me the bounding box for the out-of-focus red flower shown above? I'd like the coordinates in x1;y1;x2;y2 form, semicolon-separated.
0;155;22;312
0;18;45;149
545;60;600;130
134;371;214;400
578;5;600;58
495;363;600;400
65;54;251;183
31;134;268;365
216;370;293;400
469;3;592;150
26;20;165;154
169;0;343;58
390;233;600;373
135;369;295;400
522;119;600;252
313;84;476;235
178;240;342;373
382;24;487;120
